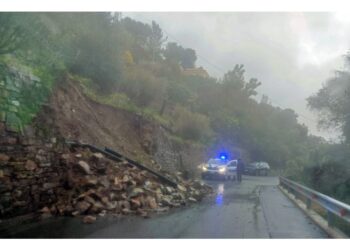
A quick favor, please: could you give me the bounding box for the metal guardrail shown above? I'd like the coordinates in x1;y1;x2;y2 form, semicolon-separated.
279;176;350;227
66;140;178;188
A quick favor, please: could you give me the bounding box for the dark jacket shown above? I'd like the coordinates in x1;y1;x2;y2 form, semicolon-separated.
237;160;245;173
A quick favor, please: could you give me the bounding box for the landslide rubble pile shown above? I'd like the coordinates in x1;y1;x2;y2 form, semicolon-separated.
0;120;213;223
42;146;213;222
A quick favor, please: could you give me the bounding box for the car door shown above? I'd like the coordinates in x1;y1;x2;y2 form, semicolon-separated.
227;160;237;173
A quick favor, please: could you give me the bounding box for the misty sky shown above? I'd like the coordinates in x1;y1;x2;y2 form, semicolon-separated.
125;12;350;140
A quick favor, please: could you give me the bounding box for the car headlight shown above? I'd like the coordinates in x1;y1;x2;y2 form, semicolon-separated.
219;168;226;173
202;166;208;171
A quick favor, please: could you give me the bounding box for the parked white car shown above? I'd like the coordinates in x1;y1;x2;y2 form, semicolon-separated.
201;158;237;180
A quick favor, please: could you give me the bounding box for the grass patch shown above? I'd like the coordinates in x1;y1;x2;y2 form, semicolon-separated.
79;78;171;128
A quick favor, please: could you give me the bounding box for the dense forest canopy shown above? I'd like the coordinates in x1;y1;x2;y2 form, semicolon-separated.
0;12;349;203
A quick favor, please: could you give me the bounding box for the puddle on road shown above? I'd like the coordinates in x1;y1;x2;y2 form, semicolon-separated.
215;184;225;206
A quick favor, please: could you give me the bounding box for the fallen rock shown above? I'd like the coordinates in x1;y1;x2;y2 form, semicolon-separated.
114;177;120;185
77;161;92;174
85;176;98;186
155;207;170;213
122;175;130;183
99;210;107;217
147;197;158;209
25;160;37;171
161;196;173;206
177;184;187;192
130;198;141;208
83;215;96;224
92;153;104;159
39;206;51;213
0;153;10;164
75;201;91;213
43;182;59;190
129;187;144;198
165;187;174;194
122;208;131;214
72;211;80;217
188;197;197;202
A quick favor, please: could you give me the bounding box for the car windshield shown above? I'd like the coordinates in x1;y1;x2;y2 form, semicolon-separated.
208;159;226;165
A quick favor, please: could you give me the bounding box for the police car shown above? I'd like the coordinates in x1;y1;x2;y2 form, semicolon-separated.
201;157;237;180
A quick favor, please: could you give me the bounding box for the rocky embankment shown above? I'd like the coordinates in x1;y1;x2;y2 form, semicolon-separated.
0;122;213;223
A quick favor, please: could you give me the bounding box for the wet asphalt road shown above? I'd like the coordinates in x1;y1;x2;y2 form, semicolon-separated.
1;175;328;238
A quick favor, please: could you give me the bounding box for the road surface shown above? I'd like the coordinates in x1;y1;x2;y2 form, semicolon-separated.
1;176;328;238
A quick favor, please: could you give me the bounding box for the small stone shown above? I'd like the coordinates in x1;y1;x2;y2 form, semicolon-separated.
99;177;110;188
7;137;17;145
77;161;92;174
92;153;104;159
25;160;37;171
130;198;141;208
43;182;58;190
113;183;123;191
83;215;96;224
122;208;131;214
114;177;120;185
101;196;109;205
106;201;118;210
99;210;107;217
144;180;152;189
84;195;96;205
188;197;197;202
147;197;158;209
122;175;130;183
72;211;80;217
129;188;144;198
161;196;173;206
86;176;98;186
0;153;10;163
155;207;170;213
137;209;149;218
75;201;91;213
165;187;174;194
177;184;187;192
90;202;104;213
75;154;82;158
50;206;58;215
40;206;51;213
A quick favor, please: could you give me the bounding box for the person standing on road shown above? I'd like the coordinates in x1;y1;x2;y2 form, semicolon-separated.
237;158;245;183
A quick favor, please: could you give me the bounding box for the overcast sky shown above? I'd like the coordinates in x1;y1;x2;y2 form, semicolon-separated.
125;12;350;140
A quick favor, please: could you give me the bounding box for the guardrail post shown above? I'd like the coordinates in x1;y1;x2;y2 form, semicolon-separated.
306;198;311;209
327;210;335;227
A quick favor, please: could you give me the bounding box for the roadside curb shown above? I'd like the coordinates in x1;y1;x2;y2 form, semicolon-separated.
278;185;348;239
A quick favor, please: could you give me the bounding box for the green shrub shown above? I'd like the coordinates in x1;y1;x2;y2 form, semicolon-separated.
172;106;213;143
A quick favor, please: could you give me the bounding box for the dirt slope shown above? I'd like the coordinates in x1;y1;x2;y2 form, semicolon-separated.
47;77;206;175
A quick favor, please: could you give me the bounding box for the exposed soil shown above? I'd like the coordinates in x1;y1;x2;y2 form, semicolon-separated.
50;78;162;170
47;76;206;175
